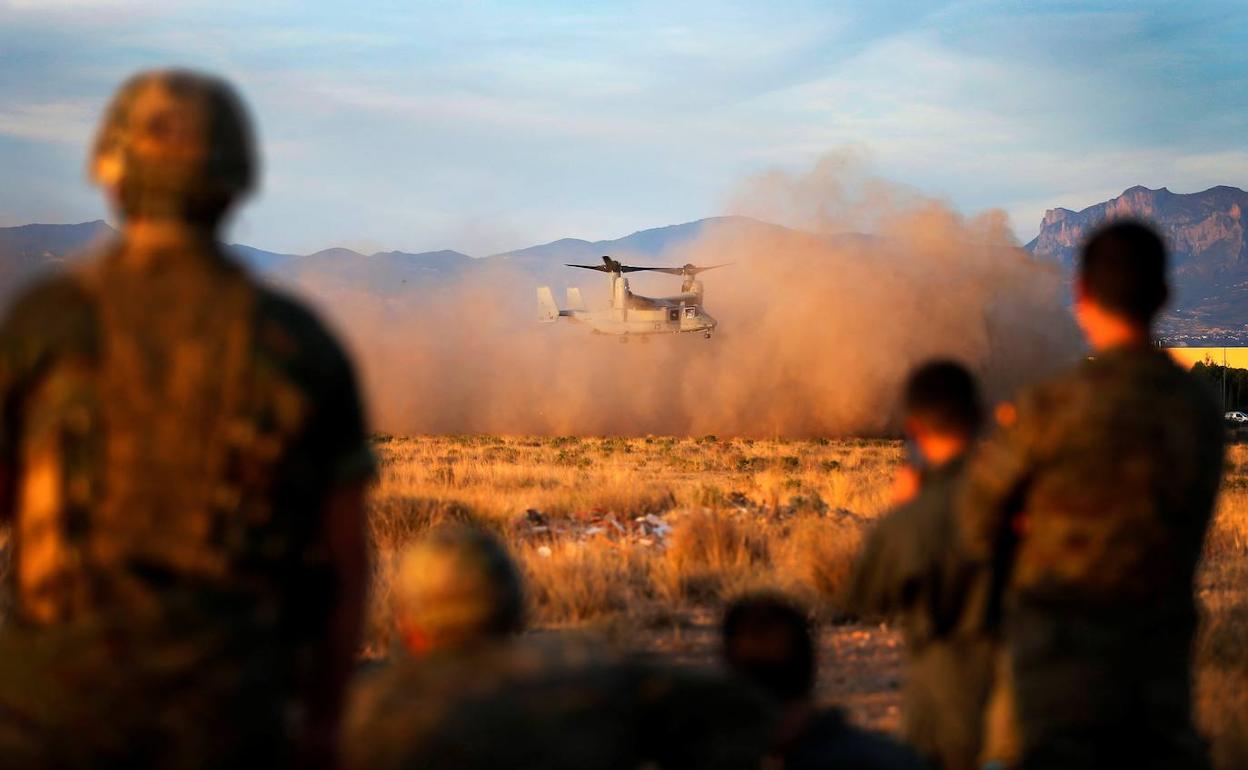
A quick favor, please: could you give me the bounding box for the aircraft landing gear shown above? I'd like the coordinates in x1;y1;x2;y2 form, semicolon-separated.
704;331;713;339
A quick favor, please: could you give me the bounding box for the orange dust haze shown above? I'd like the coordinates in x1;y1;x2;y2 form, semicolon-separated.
292;154;1082;437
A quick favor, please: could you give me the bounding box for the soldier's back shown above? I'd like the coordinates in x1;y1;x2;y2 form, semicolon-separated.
0;240;372;767
963;346;1223;770
1006;347;1222;611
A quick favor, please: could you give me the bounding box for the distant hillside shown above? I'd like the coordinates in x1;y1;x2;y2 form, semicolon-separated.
0;216;778;310
277;247;474;296
0;220;113;305
18;197;1248;341
1026;185;1248;341
0;220;297;300
489;216;771;265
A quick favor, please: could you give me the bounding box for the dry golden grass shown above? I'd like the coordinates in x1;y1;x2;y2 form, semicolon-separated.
368;434;1248;768
1195;445;1248;769
366;435;899;633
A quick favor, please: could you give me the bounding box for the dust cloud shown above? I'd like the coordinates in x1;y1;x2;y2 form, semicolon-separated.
297;154;1082;437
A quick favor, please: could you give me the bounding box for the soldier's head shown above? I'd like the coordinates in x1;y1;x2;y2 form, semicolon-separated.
1075;220;1169;349
91;69;257;231
721;593;815;707
902;359;983;467
392;525;525;656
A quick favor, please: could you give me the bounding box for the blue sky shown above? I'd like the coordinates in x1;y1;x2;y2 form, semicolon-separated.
0;0;1245;256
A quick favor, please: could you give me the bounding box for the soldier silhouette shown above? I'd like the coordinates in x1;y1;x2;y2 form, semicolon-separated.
721;592;925;770
849;361;1005;770
0;70;374;769
959;220;1224;770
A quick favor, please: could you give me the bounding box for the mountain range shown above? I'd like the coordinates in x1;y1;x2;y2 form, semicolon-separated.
0;215;769;297
1025;185;1248;341
4;186;1248;341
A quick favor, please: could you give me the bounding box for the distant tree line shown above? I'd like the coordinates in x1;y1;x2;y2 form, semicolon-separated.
1191;361;1248;412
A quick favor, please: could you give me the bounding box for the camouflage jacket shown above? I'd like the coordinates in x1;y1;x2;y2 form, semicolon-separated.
957;346;1223;621
848;455;997;770
344;636;775;770
849;455;992;646
0;238;373;662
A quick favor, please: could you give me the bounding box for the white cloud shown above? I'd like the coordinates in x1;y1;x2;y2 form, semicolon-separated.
0;101;96;145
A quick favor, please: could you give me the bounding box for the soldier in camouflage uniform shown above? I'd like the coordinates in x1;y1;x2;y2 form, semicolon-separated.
721;593;924;770
848;361;1002;770
0;70;374;768
345;526;774;770
958;221;1224;770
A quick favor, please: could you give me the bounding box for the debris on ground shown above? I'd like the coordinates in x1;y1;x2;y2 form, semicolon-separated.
512;496;868;548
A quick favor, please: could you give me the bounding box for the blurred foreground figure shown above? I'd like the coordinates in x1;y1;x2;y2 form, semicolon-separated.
848;362;1005;770
721;593;923;770
346;526;773;770
959;221;1224;770
0;70;373;768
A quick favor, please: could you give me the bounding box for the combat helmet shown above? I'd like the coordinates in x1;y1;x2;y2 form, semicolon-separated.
90;69;257;223
394;526;525;652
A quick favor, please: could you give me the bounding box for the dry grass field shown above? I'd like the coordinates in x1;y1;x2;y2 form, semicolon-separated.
368;434;1248;766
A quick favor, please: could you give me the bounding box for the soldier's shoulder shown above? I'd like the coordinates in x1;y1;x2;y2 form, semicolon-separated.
3;272;92;324
252;285;340;351
0;272;97;349
874;491;933;541
1004;356;1108;425
251;285;355;377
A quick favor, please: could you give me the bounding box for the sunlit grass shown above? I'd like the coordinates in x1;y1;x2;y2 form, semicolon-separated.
368;434;1248;768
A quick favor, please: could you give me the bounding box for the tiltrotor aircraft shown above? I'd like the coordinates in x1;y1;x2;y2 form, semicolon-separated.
537;256;727;339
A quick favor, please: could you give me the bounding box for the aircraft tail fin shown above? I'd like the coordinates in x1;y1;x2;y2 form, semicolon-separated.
537;286;560;322
566;287;586;311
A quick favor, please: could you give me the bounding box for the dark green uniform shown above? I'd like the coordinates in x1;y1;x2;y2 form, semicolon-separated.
344;637;775;770
958;346;1223;770
0;239;373;768
849;456;997;770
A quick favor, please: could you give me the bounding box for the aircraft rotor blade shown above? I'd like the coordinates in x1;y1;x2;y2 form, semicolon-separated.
564;256;651;274
632;262;733;276
562;258;731;275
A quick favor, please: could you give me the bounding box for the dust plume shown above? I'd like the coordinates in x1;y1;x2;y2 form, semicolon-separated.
296;153;1081;437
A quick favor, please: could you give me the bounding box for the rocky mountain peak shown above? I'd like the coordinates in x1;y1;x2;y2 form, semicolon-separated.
1026;185;1248;340
1027;185;1248;270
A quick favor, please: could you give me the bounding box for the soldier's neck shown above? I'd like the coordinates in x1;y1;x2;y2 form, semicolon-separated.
1088;322;1152;353
122;219;218;263
1077;300;1153;352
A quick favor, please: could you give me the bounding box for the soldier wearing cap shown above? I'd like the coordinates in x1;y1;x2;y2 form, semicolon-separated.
345;526;774;770
958;221;1223;770
0;70;374;768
